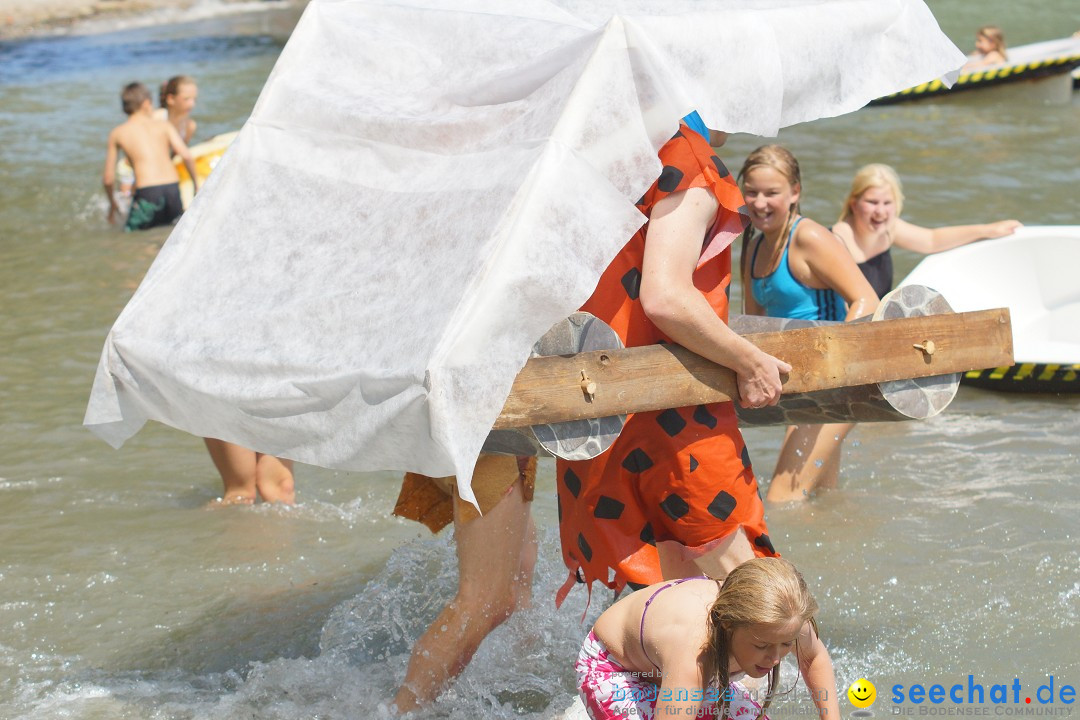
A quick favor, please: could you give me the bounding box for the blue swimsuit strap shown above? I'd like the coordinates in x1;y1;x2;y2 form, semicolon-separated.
749;216;803;280
639;576;715;672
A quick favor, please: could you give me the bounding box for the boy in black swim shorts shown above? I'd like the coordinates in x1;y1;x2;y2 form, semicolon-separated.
125;182;184;231
102;82;197;231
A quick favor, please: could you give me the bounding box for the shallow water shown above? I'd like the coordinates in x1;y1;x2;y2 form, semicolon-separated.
1;1;1079;718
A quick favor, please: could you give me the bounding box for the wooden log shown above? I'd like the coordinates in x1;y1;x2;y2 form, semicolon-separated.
493;307;1012;429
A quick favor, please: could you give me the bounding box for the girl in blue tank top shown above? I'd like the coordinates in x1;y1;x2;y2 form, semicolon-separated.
748;217;846;321
737;145;879;504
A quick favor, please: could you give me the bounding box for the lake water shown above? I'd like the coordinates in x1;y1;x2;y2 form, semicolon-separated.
1;1;1078;718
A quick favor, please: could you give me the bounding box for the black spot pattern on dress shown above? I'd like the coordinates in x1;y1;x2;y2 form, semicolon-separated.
657;165;684;193
740;445;752;470
710;155;731;178
693;404;718;429
594;495;625;520
640;522;656;546
578;533;593;562
627;580;649;591
656;409;686;437
660;493;690;521
621;448;654;473
707;491;737;520
689;454;699;472
755;533;776;554
563;468;581;498
621;267;642;300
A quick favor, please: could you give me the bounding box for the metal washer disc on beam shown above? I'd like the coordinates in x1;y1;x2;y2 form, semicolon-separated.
729;284;961;426
873;284;960;420
530;313;626;461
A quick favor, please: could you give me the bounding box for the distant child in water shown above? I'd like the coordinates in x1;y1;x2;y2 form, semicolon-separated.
116;75;198;196
155;75;198;145
963;26;1007;70
103;81;197;231
576;557;840;720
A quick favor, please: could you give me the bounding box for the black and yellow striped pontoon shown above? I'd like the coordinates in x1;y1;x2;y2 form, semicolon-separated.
871;36;1080;106
963;363;1080;394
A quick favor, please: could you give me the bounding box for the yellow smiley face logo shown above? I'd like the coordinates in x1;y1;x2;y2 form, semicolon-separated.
848;678;876;708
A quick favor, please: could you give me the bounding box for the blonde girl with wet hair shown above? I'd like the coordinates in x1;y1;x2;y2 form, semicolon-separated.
964;26;1008;69
738;145;878;502
576;557;840;720
833;163;1022;299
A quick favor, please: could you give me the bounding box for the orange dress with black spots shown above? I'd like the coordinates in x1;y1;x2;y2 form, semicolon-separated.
555;125;777;605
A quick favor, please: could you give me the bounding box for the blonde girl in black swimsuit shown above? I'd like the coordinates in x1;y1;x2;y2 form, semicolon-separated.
832;163;1022;299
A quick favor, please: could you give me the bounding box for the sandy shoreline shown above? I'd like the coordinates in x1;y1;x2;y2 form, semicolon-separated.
0;0;305;40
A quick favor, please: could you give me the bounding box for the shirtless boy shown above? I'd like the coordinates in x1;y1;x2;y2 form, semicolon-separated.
103;82;198;232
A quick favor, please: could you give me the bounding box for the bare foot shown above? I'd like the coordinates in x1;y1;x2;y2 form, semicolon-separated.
204;494;256;509
254;454;295;504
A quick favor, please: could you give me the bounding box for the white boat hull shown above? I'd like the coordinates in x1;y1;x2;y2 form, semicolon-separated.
898;226;1080;393
872;36;1080;105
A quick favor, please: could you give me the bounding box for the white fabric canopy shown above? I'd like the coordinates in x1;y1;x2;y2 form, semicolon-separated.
85;0;964;505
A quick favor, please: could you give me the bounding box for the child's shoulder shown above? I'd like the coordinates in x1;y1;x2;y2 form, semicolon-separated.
110;117;138;141
793;216;835;244
830;219;854;241
666;577;721;609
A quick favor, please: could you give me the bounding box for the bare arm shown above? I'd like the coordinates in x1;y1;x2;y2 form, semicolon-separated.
892;217;1022;255
640;187;792;408
167;124;199;194
794;221;878;321
651;661;707;720
798;623;841;720
963;50;1006;70
103;130;120;223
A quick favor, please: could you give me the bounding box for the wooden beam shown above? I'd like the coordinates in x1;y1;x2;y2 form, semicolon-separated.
494;308;1012;429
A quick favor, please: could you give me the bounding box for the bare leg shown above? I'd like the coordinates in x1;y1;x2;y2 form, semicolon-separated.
766;422;854;503
514;506;538;612
657;526;755;581
203;438;257;504
393;480;534;714
254;453;295;504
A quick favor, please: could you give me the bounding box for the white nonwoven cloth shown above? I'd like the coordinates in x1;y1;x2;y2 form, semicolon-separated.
85;0;965;506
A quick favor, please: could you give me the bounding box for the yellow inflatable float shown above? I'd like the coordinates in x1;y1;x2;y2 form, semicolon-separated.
115;130;238;210
173;131;238;208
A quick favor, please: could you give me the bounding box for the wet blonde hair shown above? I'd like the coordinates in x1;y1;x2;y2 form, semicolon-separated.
737;144;802;279
977;26;1007;61
701;557;820;720
837;163;905;226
